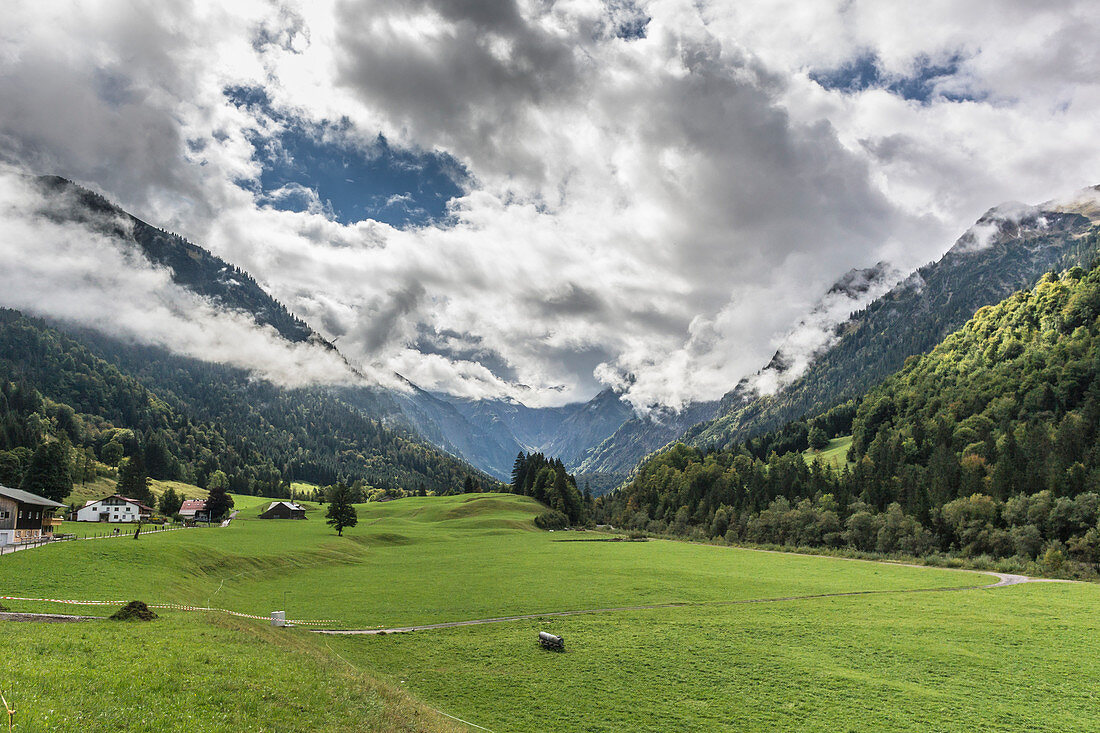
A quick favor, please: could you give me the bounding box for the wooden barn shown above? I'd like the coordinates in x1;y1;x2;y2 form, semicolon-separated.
0;484;67;547
259;501;307;520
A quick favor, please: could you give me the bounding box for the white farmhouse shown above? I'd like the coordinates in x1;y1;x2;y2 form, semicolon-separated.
75;494;153;523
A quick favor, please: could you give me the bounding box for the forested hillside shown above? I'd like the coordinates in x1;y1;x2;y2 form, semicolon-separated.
597;263;1100;575
687;201;1100;452
0;309;490;499
574;263;900;477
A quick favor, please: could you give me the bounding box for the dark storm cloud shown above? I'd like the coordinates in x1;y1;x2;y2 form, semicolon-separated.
528;283;609;318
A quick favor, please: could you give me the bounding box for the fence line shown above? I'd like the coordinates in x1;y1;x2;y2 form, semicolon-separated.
0;521;217;555
77;522;214;541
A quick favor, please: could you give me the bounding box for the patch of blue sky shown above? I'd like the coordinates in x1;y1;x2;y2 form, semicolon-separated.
225;86;469;227
604;0;649;39
809;52;984;104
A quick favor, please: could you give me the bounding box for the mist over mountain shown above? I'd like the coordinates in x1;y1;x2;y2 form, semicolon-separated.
31;175;320;345
1;174;642;481
4;173;1100;491
0;172;363;389
688;188;1100;451
572;261;904;477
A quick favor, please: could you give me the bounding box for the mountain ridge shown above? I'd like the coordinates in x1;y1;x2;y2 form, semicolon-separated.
688;196;1099;451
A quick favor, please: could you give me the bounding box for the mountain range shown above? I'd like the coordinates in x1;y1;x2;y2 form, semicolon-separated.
11;175;1100;495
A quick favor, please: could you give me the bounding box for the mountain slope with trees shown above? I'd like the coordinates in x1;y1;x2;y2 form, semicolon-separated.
28;175;636;482
33;175;320;345
597;261;1100;576
0;308;490;501
687;196;1100;452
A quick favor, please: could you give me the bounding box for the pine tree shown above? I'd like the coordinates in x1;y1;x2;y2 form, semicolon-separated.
117;453;154;507
20;441;72;502
144;432;173;480
510;452;527;494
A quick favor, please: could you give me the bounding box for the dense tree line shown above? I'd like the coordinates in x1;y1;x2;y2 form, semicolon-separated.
510;452;592;526
599;264;1100;576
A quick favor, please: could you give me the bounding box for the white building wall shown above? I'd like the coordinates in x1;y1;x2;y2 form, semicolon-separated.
75;498;142;523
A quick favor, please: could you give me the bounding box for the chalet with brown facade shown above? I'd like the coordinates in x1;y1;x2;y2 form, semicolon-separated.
0;484;67;547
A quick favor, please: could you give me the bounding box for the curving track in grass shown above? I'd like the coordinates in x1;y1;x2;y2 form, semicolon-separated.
311;572;1072;636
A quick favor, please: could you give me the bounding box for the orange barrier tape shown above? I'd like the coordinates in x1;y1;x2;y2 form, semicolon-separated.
0;596;338;624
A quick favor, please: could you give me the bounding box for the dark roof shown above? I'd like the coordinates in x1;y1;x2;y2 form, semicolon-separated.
0;484;67;509
86;494;155;512
265;501;305;511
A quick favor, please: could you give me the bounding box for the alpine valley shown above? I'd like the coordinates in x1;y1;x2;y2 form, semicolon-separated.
7;177;1100;499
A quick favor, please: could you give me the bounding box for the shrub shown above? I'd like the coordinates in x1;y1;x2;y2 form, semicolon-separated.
1041;544;1067;573
534;510;569;530
110;600;158;621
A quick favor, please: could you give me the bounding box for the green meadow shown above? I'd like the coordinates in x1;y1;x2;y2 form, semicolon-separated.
802;434;854;469
2;493;1098;731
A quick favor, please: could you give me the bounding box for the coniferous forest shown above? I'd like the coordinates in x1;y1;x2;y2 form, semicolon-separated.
0;308;493;503
508;451;592;528
596;263;1100;577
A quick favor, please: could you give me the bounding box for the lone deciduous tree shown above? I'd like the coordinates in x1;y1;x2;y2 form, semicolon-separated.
326;483;358;536
159;486;183;517
205;483;234;521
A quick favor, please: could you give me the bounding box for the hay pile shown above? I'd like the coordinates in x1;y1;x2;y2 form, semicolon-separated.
110;600;158;621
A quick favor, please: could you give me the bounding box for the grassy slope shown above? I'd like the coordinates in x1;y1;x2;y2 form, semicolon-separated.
2;493;1097;731
802;434;853;469
2;612;463;733
63;475;209;509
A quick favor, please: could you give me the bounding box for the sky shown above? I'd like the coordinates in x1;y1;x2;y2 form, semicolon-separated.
1;0;1099;409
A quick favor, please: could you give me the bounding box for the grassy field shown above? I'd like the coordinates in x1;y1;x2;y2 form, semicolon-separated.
2;492;1098;731
803;435;854;469
341;583;1099;732
0;613;463;733
3;494;985;626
